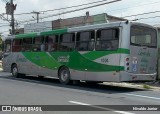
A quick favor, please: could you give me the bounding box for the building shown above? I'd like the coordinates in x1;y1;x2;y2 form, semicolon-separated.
15;28;24;34
24;13;127;33
52;13;127;29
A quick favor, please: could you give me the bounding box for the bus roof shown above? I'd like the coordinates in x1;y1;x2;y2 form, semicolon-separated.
5;21;155;40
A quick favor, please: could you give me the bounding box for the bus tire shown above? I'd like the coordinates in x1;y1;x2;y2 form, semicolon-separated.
58;66;71;85
11;64;20;78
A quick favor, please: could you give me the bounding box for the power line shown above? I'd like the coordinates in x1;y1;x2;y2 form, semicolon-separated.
0;23;8;24
12;0;160;17
17;0;160;25
32;11;40;23
0;24;10;27
18;14;160;28
42;0;122;19
7;0;160;24
132;15;160;21
0;30;9;33
4;0;160;31
38;0;111;13
0;14;10;23
13;0;160;25
13;0;111;16
123;10;160;18
15;0;160;15
18;0;122;24
107;0;160;13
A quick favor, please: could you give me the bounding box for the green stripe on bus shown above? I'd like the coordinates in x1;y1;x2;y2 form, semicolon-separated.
15;28;67;39
22;50;125;72
82;48;130;60
63;51;124;72
22;52;61;70
40;28;67;36
15;33;37;39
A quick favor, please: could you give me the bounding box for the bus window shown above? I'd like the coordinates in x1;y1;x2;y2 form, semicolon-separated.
96;28;119;51
76;31;95;51
4;39;11;52
45;35;58;52
59;33;75;51
12;39;22;52
22;38;32;52
33;36;44;51
131;25;157;47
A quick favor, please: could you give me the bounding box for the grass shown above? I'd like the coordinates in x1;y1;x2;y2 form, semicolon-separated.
143;84;152;89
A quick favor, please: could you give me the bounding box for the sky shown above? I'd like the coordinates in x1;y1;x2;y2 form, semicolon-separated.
1;0;160;36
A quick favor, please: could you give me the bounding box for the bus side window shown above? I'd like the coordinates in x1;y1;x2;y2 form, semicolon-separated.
45;35;58;52
96;28;119;51
4;40;11;52
12;39;22;52
76;31;94;51
33;36;45;52
22;38;32;52
59;33;75;51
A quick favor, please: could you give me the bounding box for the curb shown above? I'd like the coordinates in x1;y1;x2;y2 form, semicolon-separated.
103;82;160;91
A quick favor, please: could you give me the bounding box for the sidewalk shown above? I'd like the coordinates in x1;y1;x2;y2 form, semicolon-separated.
0;68;3;71
103;81;160;91
145;81;160;87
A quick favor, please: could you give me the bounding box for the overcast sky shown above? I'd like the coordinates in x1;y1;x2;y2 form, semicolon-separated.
1;0;160;35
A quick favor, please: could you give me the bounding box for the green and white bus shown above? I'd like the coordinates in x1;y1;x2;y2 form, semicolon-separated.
2;21;158;84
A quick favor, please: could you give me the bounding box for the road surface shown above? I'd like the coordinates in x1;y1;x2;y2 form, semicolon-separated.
0;71;160;114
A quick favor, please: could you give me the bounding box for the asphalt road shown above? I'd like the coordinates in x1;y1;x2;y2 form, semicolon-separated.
0;71;160;114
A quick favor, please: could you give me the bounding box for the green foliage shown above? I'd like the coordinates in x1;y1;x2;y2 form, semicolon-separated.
143;84;151;89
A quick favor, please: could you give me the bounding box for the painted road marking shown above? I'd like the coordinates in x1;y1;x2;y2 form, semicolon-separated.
69;101;91;105
125;93;160;100
69;101;134;114
114;111;135;114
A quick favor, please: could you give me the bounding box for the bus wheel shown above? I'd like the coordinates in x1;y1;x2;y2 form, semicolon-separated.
58;67;71;85
11;64;20;78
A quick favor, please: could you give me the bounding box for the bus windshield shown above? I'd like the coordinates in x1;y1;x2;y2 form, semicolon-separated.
131;25;157;48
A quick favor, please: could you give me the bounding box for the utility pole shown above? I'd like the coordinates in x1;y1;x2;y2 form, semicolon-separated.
11;0;15;34
32;11;40;23
5;0;17;35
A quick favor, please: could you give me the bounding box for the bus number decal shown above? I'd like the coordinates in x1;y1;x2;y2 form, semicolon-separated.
101;58;109;63
58;56;70;63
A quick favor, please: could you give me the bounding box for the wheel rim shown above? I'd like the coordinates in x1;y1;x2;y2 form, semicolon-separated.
60;69;69;82
12;67;18;76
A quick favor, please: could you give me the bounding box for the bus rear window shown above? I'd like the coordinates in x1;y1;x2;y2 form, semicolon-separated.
131;25;157;47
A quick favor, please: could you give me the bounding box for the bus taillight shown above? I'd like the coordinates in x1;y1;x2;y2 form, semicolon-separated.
126;58;129;61
126;63;129;66
125;57;130;71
